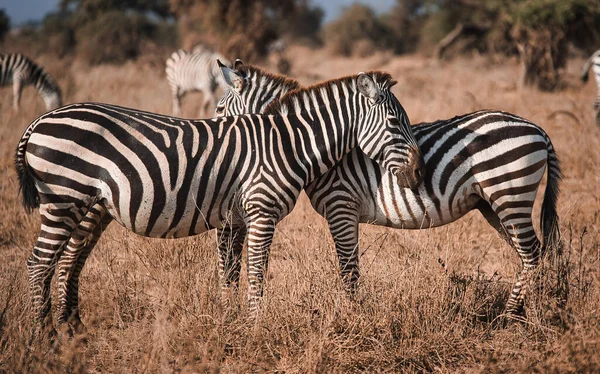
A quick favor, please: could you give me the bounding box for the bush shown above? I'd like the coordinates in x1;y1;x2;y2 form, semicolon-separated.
0;10;9;42
76;11;156;65
324;4;394;56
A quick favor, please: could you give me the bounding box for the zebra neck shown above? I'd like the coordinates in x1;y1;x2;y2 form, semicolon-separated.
281;110;356;185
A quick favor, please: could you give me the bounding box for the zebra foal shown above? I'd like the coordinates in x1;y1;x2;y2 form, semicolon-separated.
1;53;62;111
165;47;231;116
16;71;424;335
581;49;600;126
215;61;562;317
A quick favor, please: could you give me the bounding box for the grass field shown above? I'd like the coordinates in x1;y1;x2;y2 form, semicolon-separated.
1;47;599;372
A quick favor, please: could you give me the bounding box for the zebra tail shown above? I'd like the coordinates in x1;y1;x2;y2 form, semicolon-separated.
14;127;40;213
540;137;562;256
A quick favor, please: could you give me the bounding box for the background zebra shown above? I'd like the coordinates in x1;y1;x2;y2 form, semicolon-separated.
165;46;231;117
580;49;600;126
15;71;424;335
0;53;62;111
216;62;562;317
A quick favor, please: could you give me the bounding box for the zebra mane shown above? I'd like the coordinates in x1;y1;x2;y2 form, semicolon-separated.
236;63;300;93
263;71;396;116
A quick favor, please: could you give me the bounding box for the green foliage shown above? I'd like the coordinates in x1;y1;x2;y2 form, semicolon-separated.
0;9;10;42
324;4;395;56
76;10;156;65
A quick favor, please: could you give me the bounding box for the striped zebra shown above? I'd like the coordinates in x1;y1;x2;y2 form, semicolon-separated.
165;47;231;117
15;71;425;335
580;49;600;126
1;53;62;111
216;61;562;316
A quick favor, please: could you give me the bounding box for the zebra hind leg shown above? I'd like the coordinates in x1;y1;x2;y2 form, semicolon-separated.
216;225;246;309
28;204;85;339
12;77;22;110
56;204;112;336
477;200;540;318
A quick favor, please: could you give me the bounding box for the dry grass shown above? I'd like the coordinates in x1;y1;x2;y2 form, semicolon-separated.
1;48;600;373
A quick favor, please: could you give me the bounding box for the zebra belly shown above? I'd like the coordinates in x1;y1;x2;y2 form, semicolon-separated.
363;172;481;229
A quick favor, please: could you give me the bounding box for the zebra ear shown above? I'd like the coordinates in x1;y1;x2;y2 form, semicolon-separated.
357;73;382;104
218;59;244;93
233;59;245;71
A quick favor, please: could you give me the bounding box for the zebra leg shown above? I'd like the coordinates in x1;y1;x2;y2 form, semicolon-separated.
28;204;84;336
56;204;112;334
216;225;246;308
12;78;22;110
201;91;215;118
477;200;540;316
326;206;361;292
172;89;182;116
245;215;276;318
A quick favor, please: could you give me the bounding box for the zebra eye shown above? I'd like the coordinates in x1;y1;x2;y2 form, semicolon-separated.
216;106;225;113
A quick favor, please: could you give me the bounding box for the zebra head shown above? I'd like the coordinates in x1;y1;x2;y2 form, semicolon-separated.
355;72;424;190
215;59;300;117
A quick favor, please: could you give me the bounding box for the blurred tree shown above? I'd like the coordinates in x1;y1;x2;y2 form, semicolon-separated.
168;0;321;61
422;0;600;90
52;0;172;64
324;3;395;56
0;9;10;42
383;0;427;54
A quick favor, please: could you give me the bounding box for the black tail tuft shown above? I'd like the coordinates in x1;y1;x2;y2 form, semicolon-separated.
540;140;562;256
15;144;39;213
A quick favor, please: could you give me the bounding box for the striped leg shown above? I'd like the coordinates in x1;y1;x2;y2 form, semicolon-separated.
56;204;112;333
594;96;600;126
245;215;276;317
478;201;540;316
28;203;85;334
12;77;22;110
216;225;246;308
172;88;182;116
326;205;361;292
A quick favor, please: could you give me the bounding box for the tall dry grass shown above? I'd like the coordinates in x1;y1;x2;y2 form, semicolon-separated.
0;49;599;372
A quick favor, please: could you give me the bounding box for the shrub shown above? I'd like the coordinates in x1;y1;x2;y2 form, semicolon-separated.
0;10;9;43
324;4;394;56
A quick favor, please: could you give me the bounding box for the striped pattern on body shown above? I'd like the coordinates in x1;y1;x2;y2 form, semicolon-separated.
216;62;562;316
16;71;424;334
0;53;62;111
165;47;231;117
580;49;600;125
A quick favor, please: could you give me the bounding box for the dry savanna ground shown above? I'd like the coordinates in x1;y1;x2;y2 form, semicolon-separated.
0;47;599;372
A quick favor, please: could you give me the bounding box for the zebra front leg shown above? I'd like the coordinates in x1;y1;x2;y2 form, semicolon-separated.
326;207;361;293
245;215;277;318
28;205;82;338
12;78;22;110
56;205;112;335
216;225;246;309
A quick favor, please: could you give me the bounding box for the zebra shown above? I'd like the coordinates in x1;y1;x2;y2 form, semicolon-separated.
165;47;231;117
580;49;600;126
15;71;425;336
0;53;62;111
215;61;562;317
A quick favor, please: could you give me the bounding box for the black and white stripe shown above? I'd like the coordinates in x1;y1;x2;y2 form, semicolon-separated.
580;49;600;125
16;71;424;334
216;62;562;316
0;53;62;111
165;46;231;116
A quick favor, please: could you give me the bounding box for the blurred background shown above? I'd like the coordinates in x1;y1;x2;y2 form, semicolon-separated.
1;0;599;91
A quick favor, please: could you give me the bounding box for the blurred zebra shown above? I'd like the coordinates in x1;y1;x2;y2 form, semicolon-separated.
580;49;600;126
216;61;562;316
165;47;231;117
0;53;62;111
15;71;424;334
